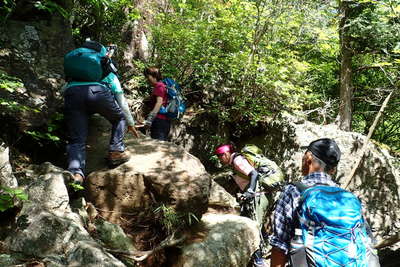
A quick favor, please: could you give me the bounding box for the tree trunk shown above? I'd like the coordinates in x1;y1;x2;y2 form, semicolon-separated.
338;0;353;131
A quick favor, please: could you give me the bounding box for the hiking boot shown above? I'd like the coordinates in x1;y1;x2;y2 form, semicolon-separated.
108;151;130;166
71;173;84;185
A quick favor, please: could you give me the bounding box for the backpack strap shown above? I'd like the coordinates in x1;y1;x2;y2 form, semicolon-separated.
291;182;330;193
232;152;241;161
291;182;308;193
82;40;103;52
291;182;330;229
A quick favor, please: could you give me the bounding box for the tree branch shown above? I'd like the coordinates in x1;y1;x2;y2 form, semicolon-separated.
105;231;186;262
342;89;394;190
374;232;400;249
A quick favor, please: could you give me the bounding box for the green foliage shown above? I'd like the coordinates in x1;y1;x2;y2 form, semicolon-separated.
0;186;28;212
25;130;60;143
0;71;24;93
0;0;16;23
24;112;63;145
0;71;64;146
154;204;199;234
146;0;399;152
0;98;40;113
0;0;67;24
33;0;68;18
346;0;400;54
0;71;41;113
345;0;400;151
70;0;139;44
149;0;332;134
68;182;84;192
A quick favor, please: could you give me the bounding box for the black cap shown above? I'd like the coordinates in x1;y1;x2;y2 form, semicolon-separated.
304;138;341;167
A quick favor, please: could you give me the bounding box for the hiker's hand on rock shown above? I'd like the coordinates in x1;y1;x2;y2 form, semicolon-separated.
127;125;140;138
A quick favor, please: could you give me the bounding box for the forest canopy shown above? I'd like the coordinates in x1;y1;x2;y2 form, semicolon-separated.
1;0;399;151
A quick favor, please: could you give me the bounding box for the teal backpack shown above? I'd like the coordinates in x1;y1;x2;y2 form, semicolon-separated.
64;40;116;82
289;183;380;267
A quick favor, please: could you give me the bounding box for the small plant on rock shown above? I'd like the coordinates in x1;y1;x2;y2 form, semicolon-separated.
0;186;28;212
154;204;199;235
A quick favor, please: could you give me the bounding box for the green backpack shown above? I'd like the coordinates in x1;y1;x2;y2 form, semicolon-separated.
238;144;285;190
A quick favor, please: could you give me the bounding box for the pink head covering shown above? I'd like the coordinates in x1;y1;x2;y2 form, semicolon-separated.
215;144;234;155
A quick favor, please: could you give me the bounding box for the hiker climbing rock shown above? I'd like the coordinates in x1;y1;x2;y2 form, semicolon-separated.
215;143;284;267
270;138;380;267
62;40;140;184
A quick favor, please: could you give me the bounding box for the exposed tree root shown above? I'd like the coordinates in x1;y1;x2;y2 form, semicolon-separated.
106;231;186;262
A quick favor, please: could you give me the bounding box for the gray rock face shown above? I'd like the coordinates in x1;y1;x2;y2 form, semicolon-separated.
173;214;260;267
253;114;400;243
0;141;17;188
7;209;90;257
0;16;73;131
208;180;239;213
22;163;71;211
67;240;125;267
121;0;153;71
5;162;126;266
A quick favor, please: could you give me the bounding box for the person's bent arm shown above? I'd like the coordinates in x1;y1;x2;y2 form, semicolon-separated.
114;93;135;126
145;96;163;125
247;170;259;192
270;184;299;267
271;247;287;267
114;93;140;137
151;96;163;114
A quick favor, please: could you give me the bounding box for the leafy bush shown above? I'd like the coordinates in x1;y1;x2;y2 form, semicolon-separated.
24;112;64;145
0;186;28;212
149;1;326;129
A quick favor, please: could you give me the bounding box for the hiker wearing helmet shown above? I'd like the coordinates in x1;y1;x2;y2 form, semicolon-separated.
215;144;260;198
143;67;171;141
215;143;281;267
270;138;379;267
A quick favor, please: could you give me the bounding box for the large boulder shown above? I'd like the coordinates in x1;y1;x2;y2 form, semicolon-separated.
5;162;127;266
173;213;260;267
208;180;239;213
85;136;211;225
